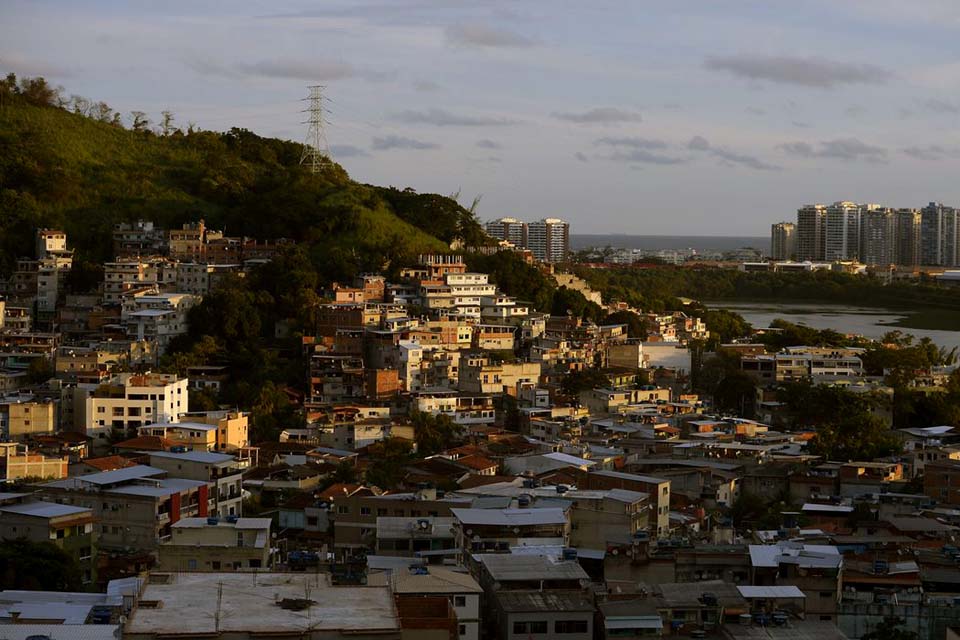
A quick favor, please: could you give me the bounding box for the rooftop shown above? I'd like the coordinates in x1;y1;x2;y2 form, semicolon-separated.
124;573;399;635
495;590;593;613
0;501;91;519
451;507;567;527
478;553;589;581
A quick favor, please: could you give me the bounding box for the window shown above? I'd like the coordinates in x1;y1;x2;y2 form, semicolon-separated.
459;624;467;636
820;591;834;598
337;506;349;514
513;621;548;635
212;561;221;570
454;595;466;607
555;620;588;634
249;559;262;568
377;508;388;516
360;507;371;516
188;559;198;570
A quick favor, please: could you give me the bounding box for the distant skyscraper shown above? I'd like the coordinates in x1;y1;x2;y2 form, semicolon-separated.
526;218;570;263
920;202;959;266
824;201;862;261
895;209;921;266
796;204;826;261
859;208;897;266
770;222;796;260
485;217;527;246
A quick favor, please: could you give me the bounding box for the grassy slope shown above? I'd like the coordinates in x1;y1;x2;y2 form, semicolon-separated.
0;102;448;267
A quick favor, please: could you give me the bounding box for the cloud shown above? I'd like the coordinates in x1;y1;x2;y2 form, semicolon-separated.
552;107;643;125
687;135;780;170
605;150;687;165
594;136;667;149
0;52;73;77
901;145;960;160
792;121;811;128
329;144;369;158
574;152;589;163
413;80;441;92
392;108;518;127
371;135;439;151
186;56;392;82
845;105;867;117
779;137;887;162
921;98;960;114
476;139;501;149
745;106;766;116
445;23;534;48
704;54;892;88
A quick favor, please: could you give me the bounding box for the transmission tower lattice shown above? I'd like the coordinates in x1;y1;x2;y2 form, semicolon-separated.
300;85;331;173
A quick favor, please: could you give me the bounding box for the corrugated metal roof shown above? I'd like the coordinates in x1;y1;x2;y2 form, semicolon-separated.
0;501;91;518
478;554;588;581
495;590;593;612
74;465;165;486
737;585;806;599
149;450;236;464
451;507;567;526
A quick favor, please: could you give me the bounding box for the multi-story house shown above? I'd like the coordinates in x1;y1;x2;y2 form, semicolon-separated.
122;292;198;356
35;465;208;553
79;372;188;439
0;493;97;585
147;451;244;517
0;442;68;481
458;355;541;396
157;516;272;571
579;469;672;538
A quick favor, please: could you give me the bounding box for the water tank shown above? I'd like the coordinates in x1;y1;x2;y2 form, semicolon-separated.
206;517;219;526
562;548;578;561
225;515;239;524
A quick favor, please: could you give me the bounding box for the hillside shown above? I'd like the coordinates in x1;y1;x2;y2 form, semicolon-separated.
0;75;488;280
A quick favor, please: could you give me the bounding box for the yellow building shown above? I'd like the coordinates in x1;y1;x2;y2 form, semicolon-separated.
0;442;68;481
157;517;273;572
1;399;56;440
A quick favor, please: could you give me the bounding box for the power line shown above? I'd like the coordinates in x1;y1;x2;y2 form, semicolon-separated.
300;85;331;173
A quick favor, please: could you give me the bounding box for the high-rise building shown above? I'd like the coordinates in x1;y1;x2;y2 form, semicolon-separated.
526;218;570;263
796;204;826;261
920;202;959;266
770;222;796;260
895;209;921;266
859;208;897;266
484;217;527;246
824;201;862;261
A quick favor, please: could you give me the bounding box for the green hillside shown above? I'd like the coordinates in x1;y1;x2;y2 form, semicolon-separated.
0;74;488;280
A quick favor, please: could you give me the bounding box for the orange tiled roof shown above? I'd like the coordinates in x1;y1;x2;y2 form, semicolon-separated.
83;455;138;472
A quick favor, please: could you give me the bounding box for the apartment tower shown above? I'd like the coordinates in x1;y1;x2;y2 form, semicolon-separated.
770;222;796;260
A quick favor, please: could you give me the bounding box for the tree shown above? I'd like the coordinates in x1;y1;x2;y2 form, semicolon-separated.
604;310;648;339
0;539;82;591
862;617;917;640
410;410;464;456
561;368;612;397
130;110;150;132
26;358;53;384
364;438;415;490
161;110;175;136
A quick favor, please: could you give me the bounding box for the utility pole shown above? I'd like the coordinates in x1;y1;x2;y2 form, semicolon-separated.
299;85;331;174
215;581;223;633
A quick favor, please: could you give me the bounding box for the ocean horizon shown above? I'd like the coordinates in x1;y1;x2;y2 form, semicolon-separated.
571;234;768;252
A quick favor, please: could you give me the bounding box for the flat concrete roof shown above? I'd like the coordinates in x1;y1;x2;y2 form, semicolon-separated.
125;573;398;635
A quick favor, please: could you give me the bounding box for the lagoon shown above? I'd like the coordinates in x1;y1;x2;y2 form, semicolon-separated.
710;301;960;352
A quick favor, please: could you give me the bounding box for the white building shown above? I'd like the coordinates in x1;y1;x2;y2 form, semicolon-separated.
81;372;188;438
526;218;570;263
122;292;199;355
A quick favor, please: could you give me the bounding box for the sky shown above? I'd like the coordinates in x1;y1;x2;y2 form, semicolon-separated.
3;1;960;235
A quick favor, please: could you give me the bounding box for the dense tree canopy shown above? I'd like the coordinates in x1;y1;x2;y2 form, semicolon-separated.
0;539;83;591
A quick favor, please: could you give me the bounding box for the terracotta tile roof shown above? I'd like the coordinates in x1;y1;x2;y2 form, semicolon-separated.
83;455;138;472
113;435;177;451
316;483;374;501
455;454;498;471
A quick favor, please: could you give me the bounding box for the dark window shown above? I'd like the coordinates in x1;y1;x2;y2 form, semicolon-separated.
454;595;466;607
555;620;588;634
